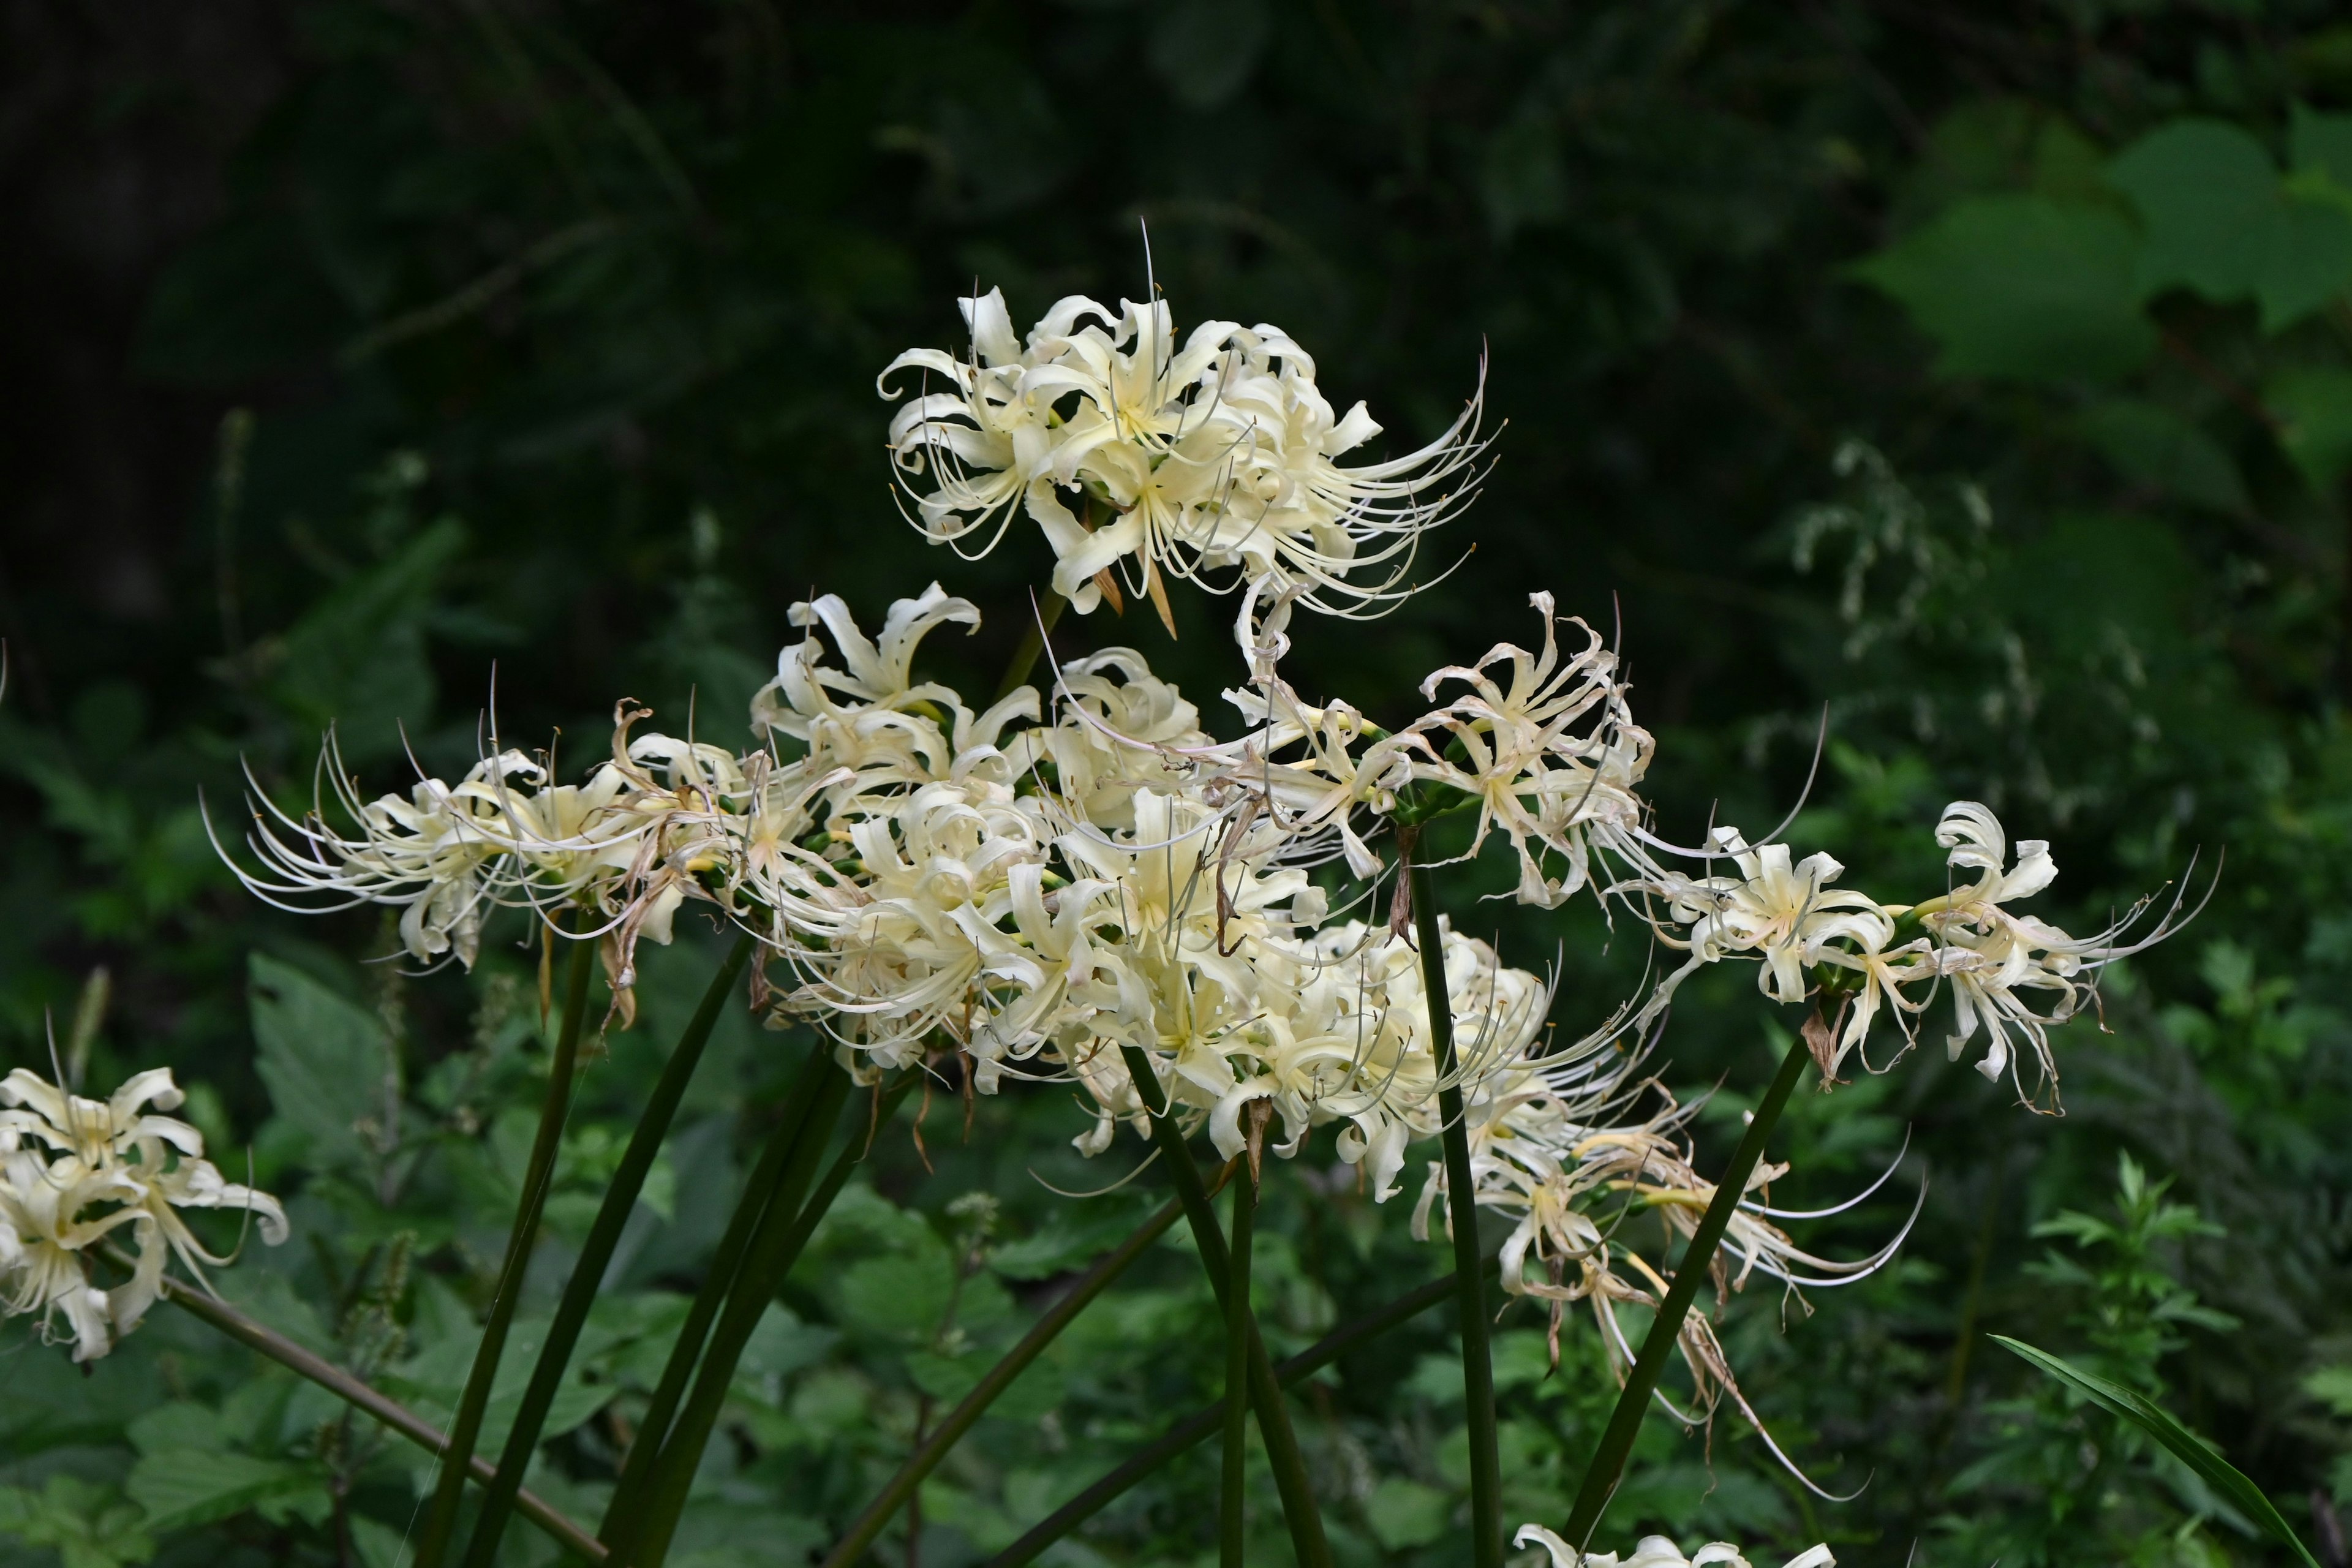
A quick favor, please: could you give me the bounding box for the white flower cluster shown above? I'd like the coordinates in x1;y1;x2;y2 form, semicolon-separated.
0;1067;286;1362
878;288;1488;625
1515;1525;1834;1568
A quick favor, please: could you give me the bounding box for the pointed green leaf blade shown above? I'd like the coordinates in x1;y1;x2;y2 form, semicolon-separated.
1992;1335;2320;1568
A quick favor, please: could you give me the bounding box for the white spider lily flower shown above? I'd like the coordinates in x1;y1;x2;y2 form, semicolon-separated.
1408;595;1656;908
1515;1525;1833;1568
1909;799;2193;1106
879;287;1488;624
0;1067;286;1362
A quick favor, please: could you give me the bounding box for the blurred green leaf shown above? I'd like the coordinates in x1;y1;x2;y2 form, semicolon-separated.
1851;194;2155;380
2079;400;2250;512
2267;368;2352;494
2108;118;2352;331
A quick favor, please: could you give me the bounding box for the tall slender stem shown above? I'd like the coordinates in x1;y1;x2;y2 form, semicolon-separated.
1402;835;1502;1568
995;589;1069;699
113;1253;605;1561
1559;1025;1814;1551
601;1036;838;1548
416;924;593;1568
984;1260;1495;1568
822;1194;1184;1568
462;935;752;1567
1117;1043;1332;1568
1221;1161;1255;1568
630;1055;854;1568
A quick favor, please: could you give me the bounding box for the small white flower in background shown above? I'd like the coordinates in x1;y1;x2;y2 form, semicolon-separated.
878;287;1489;627
0;1066;285;1362
1514;1523;1833;1568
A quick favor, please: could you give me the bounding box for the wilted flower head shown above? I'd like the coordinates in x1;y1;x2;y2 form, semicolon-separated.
0;1066;285;1362
878;287;1489;628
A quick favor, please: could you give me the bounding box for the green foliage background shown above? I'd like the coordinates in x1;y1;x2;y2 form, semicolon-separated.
10;2;2352;1564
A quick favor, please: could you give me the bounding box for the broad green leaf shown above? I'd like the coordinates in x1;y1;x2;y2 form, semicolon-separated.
124;1447;311;1533
0;1477;156;1568
2266;368;2352;494
249;952;390;1170
1992;1335;2320;1568
836;1253;956;1342
264;516;464;764
2078;401;2250;512
1850;194;2154;382
2292;103;2352;186
1366;1476;1453;1550
2108;118;2352;331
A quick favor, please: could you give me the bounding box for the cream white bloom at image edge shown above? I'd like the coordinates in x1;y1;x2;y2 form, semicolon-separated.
0;1066;286;1361
1517;1523;1834;1568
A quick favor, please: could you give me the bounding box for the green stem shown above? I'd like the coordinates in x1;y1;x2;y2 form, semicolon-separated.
821;1194;1185;1568
415;925;593;1568
600;1037;839;1549
111;1251;604;1561
995;588;1069;700
1403;837;1502;1568
1117;1043;1332;1568
629;1055;854;1568
983;1259;1496;1568
1559;1024;1814;1551
461;935;752;1567
1222;1163;1255;1568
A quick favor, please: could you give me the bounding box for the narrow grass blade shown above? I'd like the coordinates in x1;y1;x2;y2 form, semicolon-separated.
1221;1164;1256;1568
460;934;752;1567
1994;1335;2321;1568
415;927;593;1568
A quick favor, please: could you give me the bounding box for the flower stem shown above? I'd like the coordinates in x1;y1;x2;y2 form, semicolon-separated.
995;588;1069;699
628;1052;854;1568
983;1258;1497;1568
599;1036;843;1550
461;934;752;1568
1116;1043;1333;1568
1558;1023;1814;1551
820;1194;1185;1568
1402;838;1502;1568
1222;1161;1255;1568
115;1253;605;1561
415;924;593;1568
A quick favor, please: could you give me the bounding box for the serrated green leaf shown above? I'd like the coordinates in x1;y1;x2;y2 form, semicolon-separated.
124;1447;311;1533
1993;1335;2320;1568
1850;194;2155;382
249;952;389;1170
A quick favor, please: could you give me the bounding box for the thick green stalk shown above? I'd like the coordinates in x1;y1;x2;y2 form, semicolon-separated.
112;1251;604;1561
821;1194;1185;1568
416;927;593;1568
601;1038;838;1548
983;1261;1496;1568
1403;841;1503;1568
1559;1025;1814;1551
462;935;752;1567
1221;1164;1255;1568
996;588;1069;699
1116;1043;1332;1568
630;1057;854;1568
